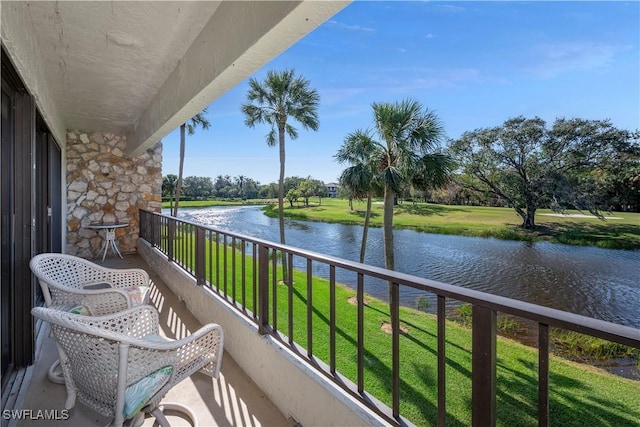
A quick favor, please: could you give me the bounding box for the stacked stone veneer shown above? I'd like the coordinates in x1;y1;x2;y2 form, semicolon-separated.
66;131;162;259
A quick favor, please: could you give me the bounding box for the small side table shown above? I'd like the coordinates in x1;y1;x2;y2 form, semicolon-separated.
88;222;128;261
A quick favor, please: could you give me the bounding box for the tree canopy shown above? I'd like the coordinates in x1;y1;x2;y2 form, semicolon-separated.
449;116;638;228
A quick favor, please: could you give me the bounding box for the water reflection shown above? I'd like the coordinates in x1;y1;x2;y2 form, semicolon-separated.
171;206;640;328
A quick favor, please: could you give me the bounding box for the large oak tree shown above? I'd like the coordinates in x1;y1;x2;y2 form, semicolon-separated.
449;116;637;228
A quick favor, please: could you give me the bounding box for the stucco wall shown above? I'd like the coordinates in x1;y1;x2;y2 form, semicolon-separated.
66;131;162;258
137;239;391;427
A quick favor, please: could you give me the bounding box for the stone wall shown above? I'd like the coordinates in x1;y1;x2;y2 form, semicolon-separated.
66;131;162;259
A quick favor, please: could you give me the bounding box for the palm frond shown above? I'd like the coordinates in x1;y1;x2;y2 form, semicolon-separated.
266;128;277;147
242;68;319;147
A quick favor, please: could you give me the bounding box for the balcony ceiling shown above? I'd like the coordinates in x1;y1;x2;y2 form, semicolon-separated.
3;1;348;155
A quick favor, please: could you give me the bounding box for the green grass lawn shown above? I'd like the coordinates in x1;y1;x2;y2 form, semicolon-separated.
263;198;640;250
183;235;639;426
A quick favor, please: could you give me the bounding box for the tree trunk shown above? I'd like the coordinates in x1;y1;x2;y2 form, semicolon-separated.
278;126;289;284
173;124;186;217
383;185;397;331
522;207;536;229
514;204;536;229
359;194;372;264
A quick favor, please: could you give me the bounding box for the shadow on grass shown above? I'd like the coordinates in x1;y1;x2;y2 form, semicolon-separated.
286;280;640;426
360;298;477;362
535;222;640;250
395;204;471;217
496;357;640;426
286;284;469;425
350;210;381;219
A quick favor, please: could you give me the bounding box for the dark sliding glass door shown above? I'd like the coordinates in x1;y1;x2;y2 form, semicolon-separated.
1;80;13;380
0;48;61;384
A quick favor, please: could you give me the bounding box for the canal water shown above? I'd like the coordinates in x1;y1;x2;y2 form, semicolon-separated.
170;205;640;328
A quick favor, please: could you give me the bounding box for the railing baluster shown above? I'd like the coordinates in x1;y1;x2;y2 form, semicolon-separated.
252;242;257;319
215;232;220;293
241;240;246;310
207;230;213;289
223;235;228;298
186;224;191;272
288;255;294;345
195;227;205;286
438;295;446;427
539;323;550;427
288;253;293;290
330;265;336;374
258;244;269;335
357;272;364;393
167;218;175;262
391;281;400;420
232;237;237;303
307;259;313;358
472;305;496;427
272;250;278;333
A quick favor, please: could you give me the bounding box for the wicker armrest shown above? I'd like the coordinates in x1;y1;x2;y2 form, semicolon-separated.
153;323;224;381
80;305;160;338
47;283;132;314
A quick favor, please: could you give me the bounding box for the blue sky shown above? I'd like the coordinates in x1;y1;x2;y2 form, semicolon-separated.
162;1;640;185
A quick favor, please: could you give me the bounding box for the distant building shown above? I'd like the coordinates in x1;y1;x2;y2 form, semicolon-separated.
326;182;339;198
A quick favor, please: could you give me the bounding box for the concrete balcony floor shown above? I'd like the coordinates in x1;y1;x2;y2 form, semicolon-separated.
17;254;289;427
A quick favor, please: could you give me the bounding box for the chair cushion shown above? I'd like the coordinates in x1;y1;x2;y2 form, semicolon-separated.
68;305;90;315
124;286;150;305
123;365;173;419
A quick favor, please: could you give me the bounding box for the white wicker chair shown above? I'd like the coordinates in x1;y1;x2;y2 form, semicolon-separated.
30;253;152;384
32;305;224;427
30;253;152;310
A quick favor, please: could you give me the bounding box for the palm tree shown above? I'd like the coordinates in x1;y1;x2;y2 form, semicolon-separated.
371;99;452;279
162;174;178;213
173;110;211;217
335;129;380;263
241;69;319;283
236;175;245;200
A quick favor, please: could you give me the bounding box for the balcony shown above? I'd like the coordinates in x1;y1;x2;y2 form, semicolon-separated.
15;253;288;427
12;210;640;427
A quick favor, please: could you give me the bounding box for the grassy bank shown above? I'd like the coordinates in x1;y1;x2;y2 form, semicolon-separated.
262;199;640;250
198;239;639;426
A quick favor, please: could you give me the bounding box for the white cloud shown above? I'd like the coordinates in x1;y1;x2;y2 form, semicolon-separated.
327;20;375;33
524;42;621;79
434;4;465;13
364;67;493;91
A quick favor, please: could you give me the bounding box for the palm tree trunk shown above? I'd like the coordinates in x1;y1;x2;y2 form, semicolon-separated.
359;194;372;264
173;124;186;217
278;127;289;284
383;185;396;313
